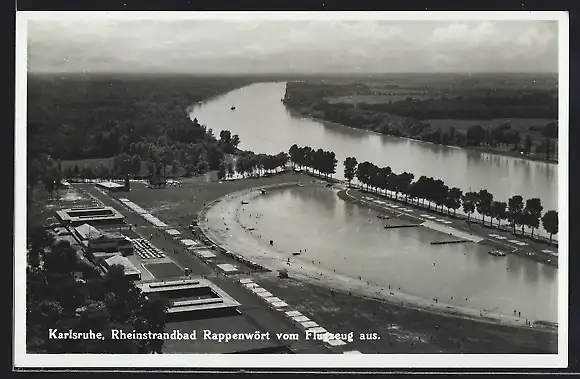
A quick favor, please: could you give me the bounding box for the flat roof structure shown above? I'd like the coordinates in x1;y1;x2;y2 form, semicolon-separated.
308;326;328;335
75;223;101;240
302;321;319;329
97;181;125;190
105;254;141;280
195;249;216;259
118;199;147;214
143;214;168;228
180;239;197;247
137;278;241;316
217;263;238;273
56;206;125;226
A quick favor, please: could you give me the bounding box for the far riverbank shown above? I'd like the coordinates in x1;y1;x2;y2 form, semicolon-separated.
286;106;558;165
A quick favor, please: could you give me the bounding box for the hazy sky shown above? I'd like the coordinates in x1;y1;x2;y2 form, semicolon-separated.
27;19;559;74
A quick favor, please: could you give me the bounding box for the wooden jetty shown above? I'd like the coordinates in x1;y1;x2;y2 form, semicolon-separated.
430;240;470;245
384;224;421;229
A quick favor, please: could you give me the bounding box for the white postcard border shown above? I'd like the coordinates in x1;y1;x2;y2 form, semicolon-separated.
14;10;569;369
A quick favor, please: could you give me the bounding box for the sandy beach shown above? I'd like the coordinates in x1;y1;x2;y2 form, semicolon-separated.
199;182;556;332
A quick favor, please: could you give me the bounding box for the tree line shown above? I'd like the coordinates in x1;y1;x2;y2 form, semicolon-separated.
219;151;289;180
288;145;338;179
277;144;557;243
340;155;558;243
418;123;557;160
27;121;242;201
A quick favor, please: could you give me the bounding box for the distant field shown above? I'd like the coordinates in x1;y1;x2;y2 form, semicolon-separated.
343;73;558;91
319;72;557;106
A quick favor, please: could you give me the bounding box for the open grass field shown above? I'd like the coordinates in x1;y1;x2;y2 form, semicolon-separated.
143;262;184;279
323;73;557;102
120;171;311;229
327;72;558;91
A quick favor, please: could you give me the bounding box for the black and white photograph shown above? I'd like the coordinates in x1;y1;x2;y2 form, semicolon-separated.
15;11;568;368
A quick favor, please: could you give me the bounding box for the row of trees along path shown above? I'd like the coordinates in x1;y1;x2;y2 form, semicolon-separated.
288;144;558;245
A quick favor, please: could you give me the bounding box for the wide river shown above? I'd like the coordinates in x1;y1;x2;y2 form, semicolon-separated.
191;82;558;323
190;82;558;211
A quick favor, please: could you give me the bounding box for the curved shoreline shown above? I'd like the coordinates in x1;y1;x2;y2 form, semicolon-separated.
198;182;557;333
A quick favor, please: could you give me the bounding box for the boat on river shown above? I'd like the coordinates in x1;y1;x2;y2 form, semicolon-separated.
231;105;236;110
377;214;389;220
488;250;507;257
292;251;301;256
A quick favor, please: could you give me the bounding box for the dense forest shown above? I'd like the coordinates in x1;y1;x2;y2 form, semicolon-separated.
27;74;257;160
26;74;262;203
283;81;558;161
